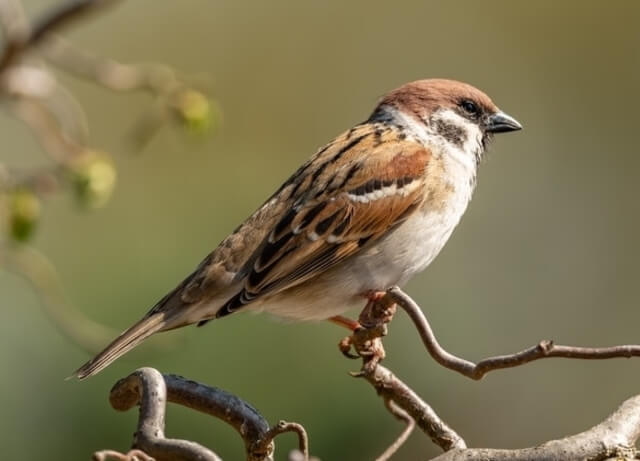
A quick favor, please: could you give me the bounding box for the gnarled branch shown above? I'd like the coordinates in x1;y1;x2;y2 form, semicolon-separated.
341;286;640;459
106;367;309;461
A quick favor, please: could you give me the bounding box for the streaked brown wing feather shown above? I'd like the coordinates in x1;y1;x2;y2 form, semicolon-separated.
217;129;431;316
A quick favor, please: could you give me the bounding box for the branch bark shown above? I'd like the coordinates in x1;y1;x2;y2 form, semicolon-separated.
107;367;309;461
430;393;640;460
0;0;120;72
342;286;640;459
387;286;640;380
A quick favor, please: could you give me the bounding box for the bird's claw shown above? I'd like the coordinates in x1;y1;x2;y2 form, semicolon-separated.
338;335;360;359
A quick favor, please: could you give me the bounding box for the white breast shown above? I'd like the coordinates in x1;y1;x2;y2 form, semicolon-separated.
353;151;475;290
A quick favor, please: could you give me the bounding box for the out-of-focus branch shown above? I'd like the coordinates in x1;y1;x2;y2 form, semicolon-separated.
0;0;215;363
107;368;310;461
42;35;218;148
0;0;120;72
44;36;178;93
1;244;123;353
387;286;640;380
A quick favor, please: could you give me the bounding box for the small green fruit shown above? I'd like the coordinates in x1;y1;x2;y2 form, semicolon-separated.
9;189;41;242
175;89;215;133
69;151;117;209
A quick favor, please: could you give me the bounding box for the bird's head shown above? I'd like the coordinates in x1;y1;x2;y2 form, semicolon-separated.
372;79;522;165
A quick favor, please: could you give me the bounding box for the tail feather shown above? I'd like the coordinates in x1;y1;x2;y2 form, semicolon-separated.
70;313;166;380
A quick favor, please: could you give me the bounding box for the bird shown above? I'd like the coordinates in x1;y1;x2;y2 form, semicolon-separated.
73;78;521;379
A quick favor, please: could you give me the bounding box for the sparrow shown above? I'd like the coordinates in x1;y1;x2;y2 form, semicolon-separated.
73;79;521;379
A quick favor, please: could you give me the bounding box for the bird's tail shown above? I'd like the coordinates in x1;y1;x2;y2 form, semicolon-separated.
70;313;168;380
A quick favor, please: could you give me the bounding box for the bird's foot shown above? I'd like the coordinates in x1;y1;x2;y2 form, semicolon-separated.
331;290;397;367
359;290;397;328
338;324;388;367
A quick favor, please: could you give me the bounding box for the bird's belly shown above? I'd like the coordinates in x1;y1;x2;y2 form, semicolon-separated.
352;208;459;288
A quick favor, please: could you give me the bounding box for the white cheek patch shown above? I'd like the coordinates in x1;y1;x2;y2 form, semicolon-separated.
430;109;482;169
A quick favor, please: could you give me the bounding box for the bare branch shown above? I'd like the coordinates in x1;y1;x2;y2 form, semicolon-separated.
259;421;309;461
109;368;224;461
43;36;179;93
359;363;466;451
108;368;311;461
1;245;125;354
374;399;415;461
338;286;640;459
0;0;120;72
387;286;640;380
430;393;640;460
339;296;466;452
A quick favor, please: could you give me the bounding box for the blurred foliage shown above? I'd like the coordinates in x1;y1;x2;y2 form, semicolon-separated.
0;1;639;461
174;88;219;134
68;151;117;209
8;188;41;241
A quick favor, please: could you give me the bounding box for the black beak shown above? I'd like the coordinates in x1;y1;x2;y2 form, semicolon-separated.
486;111;522;133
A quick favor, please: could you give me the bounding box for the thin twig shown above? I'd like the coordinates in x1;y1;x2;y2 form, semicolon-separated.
374;399;415;461
43;36;178;93
260;421;309;461
0;0;120;72
360;363;466;451
1;245;126;354
387;286;640;380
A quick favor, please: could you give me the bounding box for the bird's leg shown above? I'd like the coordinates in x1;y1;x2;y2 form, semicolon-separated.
331;291;398;367
328;315;361;331
328;316;362;359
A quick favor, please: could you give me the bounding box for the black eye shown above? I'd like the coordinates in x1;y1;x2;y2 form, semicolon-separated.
460;99;480;116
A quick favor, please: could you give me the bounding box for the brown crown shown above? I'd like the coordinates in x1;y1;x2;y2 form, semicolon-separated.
377;79;498;118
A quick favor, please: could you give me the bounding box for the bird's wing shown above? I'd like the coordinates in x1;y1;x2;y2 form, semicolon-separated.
214;124;431;316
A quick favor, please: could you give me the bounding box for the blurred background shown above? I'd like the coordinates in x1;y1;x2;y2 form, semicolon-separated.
1;0;639;459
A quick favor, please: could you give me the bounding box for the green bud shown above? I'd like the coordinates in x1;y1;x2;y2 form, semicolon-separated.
69;151;117;209
9;189;41;242
175;89;216;133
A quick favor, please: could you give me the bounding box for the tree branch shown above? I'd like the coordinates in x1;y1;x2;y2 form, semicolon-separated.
0;0;120;72
374;399;415;461
387;286;640;380
430;393;640;460
107;367;310;461
340;286;640;459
